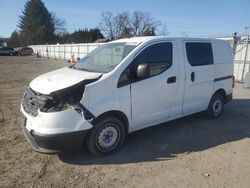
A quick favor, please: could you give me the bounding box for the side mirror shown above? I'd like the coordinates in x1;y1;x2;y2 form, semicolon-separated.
136;63;150;79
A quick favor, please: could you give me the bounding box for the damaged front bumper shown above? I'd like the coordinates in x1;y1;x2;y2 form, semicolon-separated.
20;105;93;153
21;122;89;154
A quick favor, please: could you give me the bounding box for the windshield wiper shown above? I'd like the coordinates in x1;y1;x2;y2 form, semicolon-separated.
69;64;76;69
77;68;96;72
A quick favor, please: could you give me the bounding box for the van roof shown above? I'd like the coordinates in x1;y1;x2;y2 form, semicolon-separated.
110;36;226;44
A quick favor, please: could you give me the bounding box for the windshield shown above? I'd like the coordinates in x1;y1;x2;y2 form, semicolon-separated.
72;42;138;73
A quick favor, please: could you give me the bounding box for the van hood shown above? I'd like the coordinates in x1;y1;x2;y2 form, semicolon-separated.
30;67;102;95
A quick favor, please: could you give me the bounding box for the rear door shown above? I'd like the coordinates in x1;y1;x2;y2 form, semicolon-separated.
183;41;214;115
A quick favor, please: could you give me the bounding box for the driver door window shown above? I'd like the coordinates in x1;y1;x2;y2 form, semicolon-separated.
118;42;173;87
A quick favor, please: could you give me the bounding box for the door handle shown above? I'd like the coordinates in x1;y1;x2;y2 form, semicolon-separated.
167;76;176;84
191;72;195;82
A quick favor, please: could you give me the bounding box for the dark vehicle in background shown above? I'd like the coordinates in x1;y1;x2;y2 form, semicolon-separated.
15;47;33;56
0;47;15;55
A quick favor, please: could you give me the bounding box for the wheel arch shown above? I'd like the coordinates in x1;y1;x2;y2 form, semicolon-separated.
214;88;226;101
93;110;129;134
207;88;227;109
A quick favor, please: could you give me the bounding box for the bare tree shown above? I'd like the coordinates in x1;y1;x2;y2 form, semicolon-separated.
100;12;116;39
128;11;160;36
115;12;130;38
100;11;161;39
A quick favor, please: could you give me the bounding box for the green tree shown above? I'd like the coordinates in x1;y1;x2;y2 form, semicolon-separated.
88;28;104;42
8;30;21;47
18;0;55;46
59;28;104;43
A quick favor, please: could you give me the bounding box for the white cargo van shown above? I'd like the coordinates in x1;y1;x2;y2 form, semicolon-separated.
21;37;234;156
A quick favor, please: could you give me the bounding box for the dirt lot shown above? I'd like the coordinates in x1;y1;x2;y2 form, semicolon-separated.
0;56;250;188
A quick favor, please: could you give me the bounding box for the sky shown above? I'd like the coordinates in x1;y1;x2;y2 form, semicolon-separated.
0;0;249;38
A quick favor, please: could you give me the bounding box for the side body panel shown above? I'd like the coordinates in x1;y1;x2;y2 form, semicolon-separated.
182;40;215;116
212;40;234;95
83;38;233;134
84;40;183;132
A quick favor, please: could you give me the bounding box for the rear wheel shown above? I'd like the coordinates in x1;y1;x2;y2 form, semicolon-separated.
206;93;224;118
86;116;126;156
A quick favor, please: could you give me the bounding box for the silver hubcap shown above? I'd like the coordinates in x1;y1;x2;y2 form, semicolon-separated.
97;126;118;150
213;99;222;115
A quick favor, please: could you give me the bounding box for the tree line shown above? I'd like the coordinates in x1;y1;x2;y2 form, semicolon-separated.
8;0;161;47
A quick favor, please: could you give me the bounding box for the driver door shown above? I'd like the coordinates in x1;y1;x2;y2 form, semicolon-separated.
117;41;180;131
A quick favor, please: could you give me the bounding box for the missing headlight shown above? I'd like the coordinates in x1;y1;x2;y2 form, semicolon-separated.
40;77;100;113
73;102;95;122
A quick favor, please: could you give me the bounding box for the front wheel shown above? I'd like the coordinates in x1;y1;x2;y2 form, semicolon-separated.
86;116;126;156
206;93;224;118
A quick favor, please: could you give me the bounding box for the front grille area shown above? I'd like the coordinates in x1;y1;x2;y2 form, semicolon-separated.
22;88;50;117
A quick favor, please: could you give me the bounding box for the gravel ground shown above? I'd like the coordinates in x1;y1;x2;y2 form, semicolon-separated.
0;56;250;188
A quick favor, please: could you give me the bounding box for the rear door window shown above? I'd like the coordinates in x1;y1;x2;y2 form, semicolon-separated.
186;42;214;66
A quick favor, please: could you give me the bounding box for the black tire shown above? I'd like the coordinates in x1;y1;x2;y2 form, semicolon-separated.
206;93;225;118
86;116;126;156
